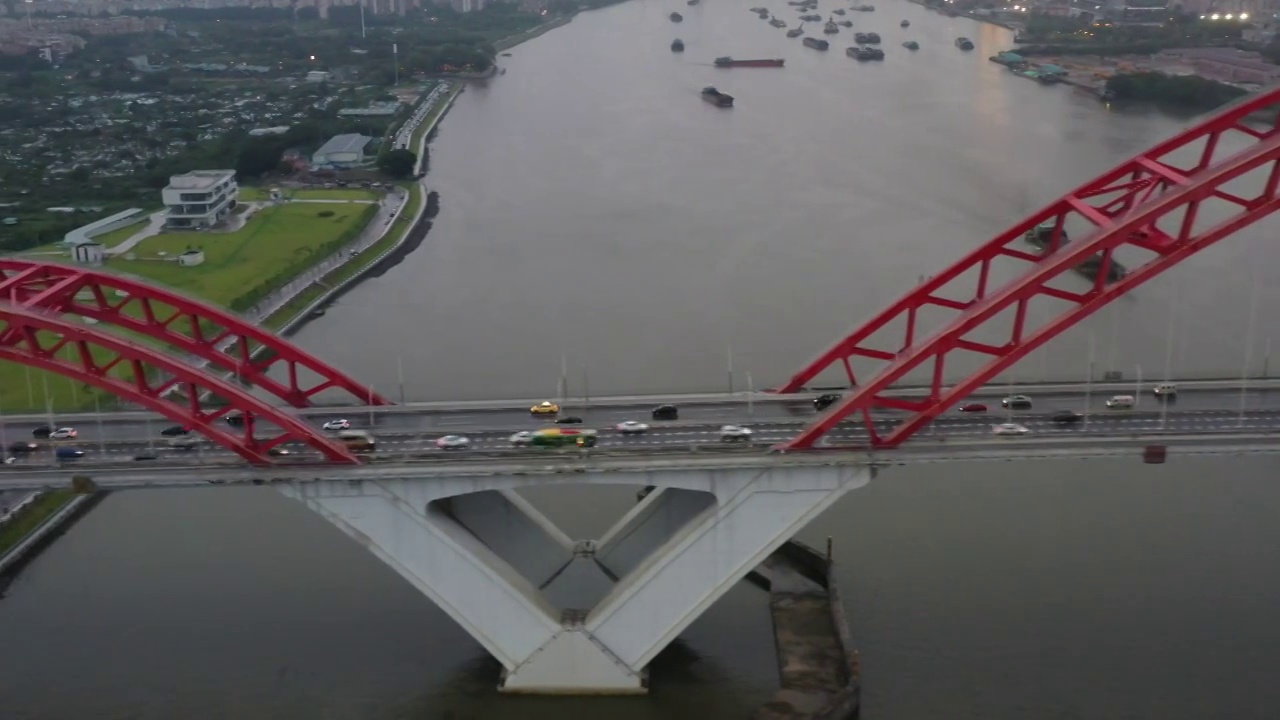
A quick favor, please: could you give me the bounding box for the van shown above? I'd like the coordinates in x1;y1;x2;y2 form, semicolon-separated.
1106;395;1135;409
1153;383;1178;398
338;430;377;453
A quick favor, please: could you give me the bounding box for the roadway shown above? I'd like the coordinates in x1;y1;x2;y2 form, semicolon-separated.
7;383;1280;446
6;407;1280;467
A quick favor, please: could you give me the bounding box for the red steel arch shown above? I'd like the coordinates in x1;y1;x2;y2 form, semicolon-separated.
0;304;361;465
782;87;1280;450
0;260;390;408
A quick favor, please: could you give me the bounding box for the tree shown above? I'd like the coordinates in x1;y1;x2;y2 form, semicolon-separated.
378;148;417;179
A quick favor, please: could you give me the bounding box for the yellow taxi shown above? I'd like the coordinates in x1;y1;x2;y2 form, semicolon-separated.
530;401;560;415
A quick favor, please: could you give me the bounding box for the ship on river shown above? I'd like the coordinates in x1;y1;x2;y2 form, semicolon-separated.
803;37;830;50
671;38;685;52
701;86;735;107
670;11;683;22
955;37;974;50
714;57;786;67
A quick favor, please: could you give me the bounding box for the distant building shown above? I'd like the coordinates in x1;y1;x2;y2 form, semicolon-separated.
162;170;238;230
338;101;403;117
306;70;333;82
312;134;374;168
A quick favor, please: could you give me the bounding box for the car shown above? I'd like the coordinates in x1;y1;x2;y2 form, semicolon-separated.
530;401;560;415
49;427;78;440
2;457;14;465
8;441;37;454
169;436;199;450
32;425;52;438
134;451;159;461
160;425;190;437
509;431;534;446
1153;382;1178;398
54;447;85;460
1001;395;1032;410
225;412;245;426
323;419;352;431
991;423;1029;436
436;435;471;450
1051;410;1082;424
814;393;842;411
720;424;754;442
959;403;988;413
652;404;679;421
556;416;584;425
615;421;650;435
269;447;292;456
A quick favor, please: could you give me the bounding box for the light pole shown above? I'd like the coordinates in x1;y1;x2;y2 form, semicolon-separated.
1160;278;1178;430
582;363;590;415
396;355;406;404
1134;364;1143;410
367;384;376;429
747;371;754;418
1239;256;1262;428
94;393;105;456
1083;330;1095;431
726;345;735;394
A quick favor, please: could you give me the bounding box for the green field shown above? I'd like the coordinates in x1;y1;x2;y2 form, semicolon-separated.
0;489;75;556
0;201;378;412
239;187;382;202
91;220;151;248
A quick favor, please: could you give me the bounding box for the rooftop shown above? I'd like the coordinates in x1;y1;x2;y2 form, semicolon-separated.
166;169;235;190
315;133;372;157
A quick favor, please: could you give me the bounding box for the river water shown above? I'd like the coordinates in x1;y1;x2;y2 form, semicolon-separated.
5;2;1280;718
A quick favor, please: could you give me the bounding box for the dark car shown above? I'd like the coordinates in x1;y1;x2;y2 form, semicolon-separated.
651;404;679;421
161;425;191;437
32;425;53;438
55;447;85;460
814;393;842;411
225;412;245;427
1051;410;1083;424
1001;395;1033;410
556;416;584;425
134;451;160;461
8;441;37;454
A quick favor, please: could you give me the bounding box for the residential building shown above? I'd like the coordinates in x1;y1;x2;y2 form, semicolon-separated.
162;170;238;230
312;134;374;168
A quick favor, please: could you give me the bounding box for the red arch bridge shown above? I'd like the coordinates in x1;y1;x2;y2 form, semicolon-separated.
7;88;1280;464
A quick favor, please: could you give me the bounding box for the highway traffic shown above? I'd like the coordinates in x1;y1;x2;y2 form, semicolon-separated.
4;404;1280;467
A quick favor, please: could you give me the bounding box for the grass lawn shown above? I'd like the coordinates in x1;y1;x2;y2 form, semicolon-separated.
115;202;376;307
0;489;75;555
239;187;382;202
264;183;423;331
0;202;377;412
91;220;151;248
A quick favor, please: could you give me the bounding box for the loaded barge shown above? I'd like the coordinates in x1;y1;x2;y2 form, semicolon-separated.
701;86;734;107
1024;223;1127;283
714;56;785;67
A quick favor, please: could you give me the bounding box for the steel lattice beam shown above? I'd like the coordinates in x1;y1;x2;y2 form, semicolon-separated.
781;87;1280;450
0;260;389;408
0;304;361;465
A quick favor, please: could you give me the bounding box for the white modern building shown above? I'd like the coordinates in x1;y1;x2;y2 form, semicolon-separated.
312;134;373;168
162;170;238;230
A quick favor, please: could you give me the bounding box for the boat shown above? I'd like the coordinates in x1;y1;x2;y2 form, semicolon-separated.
770;17;787;27
787;25;805;37
670;11;683;21
851;4;875;11
854;31;879;44
687;0;699;5
802;36;830;50
847;46;884;61
902;40;919;50
800;13;822;21
900;19;909;27
1024;223;1128;282
833;8;846;14
750;6;768;11
838;20;853;26
671;38;685;52
955;37;974;50
701;86;734;107
714;57;786;67
824;19;839;33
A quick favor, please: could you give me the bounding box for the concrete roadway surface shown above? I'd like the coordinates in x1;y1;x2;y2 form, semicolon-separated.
7;407;1280;468
6;384;1280;445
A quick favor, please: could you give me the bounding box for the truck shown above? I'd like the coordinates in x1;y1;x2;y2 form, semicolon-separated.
530;428;598;448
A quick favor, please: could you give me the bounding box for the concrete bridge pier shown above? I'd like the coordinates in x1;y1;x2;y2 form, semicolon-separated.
279;463;872;694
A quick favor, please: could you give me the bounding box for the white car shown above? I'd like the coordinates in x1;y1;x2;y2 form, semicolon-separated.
50;427;77;440
323;419;351;431
719;425;754;442
436;435;471;450
509;431;534;446
615;421;650;435
991;423;1030;437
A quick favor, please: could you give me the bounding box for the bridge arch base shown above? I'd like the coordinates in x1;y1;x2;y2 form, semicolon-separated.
279;463;872;694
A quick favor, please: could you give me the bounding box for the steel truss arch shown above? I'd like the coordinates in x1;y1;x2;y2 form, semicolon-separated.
0;259;389;408
0;304;361;465
782;87;1280;449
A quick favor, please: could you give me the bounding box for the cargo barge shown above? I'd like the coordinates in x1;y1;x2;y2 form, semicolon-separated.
1024;223;1127;283
802;37;830;50
955;36;974;50
714;56;786;67
701;86;734;107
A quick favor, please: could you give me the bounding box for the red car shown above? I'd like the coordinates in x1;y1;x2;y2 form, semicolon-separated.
959;403;988;413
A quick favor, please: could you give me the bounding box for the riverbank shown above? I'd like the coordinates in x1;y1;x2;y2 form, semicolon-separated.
495;14;574;53
0;488;103;588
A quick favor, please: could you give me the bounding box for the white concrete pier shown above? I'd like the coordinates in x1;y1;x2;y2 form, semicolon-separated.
279;462;872;694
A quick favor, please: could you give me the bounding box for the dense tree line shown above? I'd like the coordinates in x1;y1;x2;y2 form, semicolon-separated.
1105;72;1247;110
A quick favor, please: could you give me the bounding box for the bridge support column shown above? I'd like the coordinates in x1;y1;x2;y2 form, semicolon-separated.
281;463;871;694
